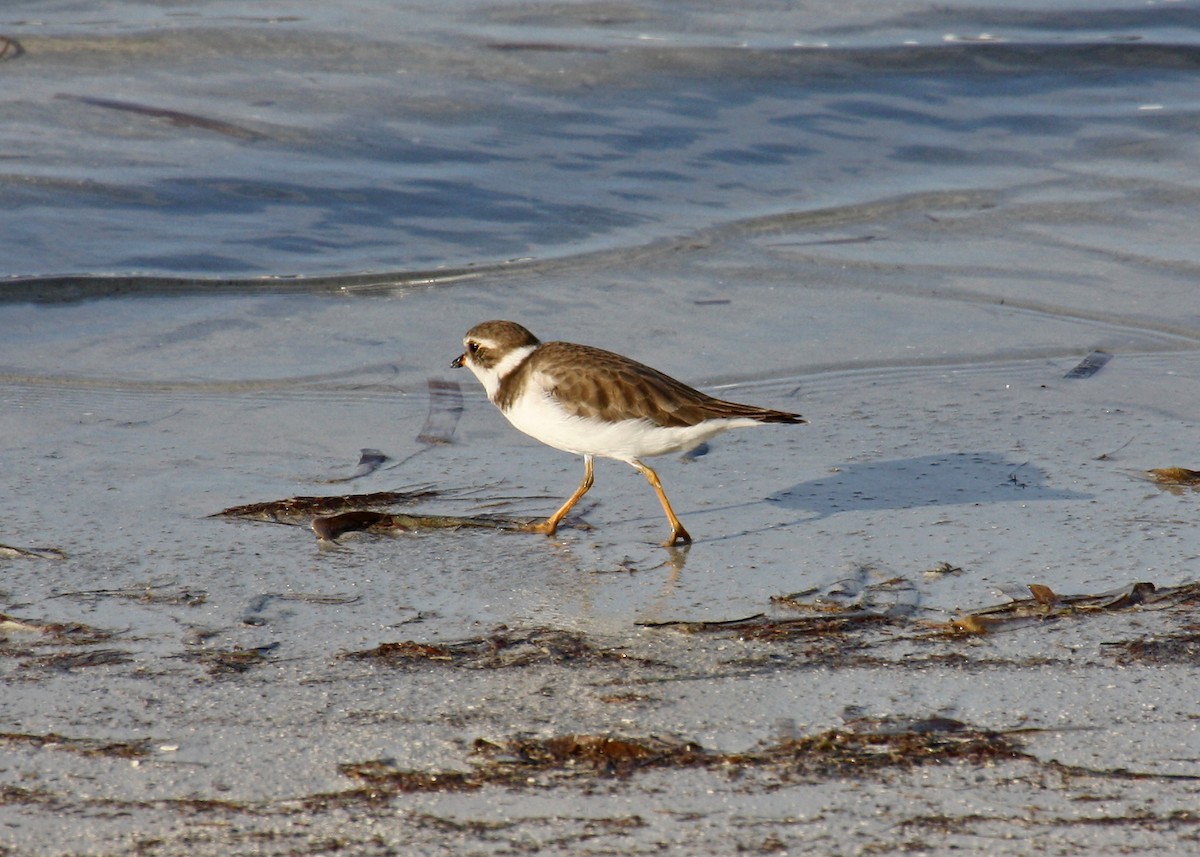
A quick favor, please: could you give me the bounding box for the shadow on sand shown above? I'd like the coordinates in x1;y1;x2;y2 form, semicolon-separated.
767;452;1090;519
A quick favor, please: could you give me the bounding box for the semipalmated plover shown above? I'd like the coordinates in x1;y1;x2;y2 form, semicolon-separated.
452;320;804;545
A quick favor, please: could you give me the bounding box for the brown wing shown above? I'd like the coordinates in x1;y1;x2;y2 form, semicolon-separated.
514;342;804;427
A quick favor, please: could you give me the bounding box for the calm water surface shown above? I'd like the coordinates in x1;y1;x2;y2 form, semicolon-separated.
1;0;1198;286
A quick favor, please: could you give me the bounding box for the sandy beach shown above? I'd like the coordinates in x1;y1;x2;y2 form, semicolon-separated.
2;1;1200;854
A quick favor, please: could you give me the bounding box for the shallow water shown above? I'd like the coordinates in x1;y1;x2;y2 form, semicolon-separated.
3;2;1200;855
3;0;1200;280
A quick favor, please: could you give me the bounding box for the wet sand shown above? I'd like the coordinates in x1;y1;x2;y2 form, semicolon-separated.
3;1;1200;853
4;200;1200;854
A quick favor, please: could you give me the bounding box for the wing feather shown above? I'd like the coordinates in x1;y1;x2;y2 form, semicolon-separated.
515;342;803;427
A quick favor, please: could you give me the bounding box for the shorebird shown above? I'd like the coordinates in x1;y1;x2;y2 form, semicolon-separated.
453;320;805;545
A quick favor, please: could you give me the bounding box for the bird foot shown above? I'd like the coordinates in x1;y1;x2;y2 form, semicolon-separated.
661;527;692;548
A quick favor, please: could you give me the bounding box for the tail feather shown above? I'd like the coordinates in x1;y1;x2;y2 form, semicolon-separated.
703;399;806;425
756;409;806;425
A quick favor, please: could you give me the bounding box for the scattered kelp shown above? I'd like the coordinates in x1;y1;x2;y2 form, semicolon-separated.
759;721;1030;777
941;581;1175;635
214;487;442;525
49;584;207;607
337;720;1031;794
181;643;280;677
310;510;535;541
19;649;133;672
473;733;709;778
0;731;151;759
298;787;397;812
0;614;123;672
1147;467;1200;493
0;785;55;808
642;570;915;640
641;579;1200;646
1107;633;1200;665
215;485;538;540
0;543;66;561
341;627;653;670
340;760;484;793
344;719;1191;795
54;93;267;141
0;614;112;645
639;610;895;640
216;476;589;540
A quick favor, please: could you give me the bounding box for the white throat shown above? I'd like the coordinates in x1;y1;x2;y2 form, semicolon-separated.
471;343;538;400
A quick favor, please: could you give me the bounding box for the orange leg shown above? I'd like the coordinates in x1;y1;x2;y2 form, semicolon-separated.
631;460;692;547
524;454;594;536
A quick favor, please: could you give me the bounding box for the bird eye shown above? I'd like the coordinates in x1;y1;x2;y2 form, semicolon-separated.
468;341;480;353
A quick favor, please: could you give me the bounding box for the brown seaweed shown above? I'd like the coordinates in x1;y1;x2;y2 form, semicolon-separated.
942;581;1161;635
214;488;442;524
0;543;66;561
641;579;1200;642
311;510;540;541
0;731;151;759
1107;633;1200;665
639;611;894;640
48;584;206;607
1147;467;1200;493
340;627;652;670
182;643;280;677
19;649;133;671
54;93;266;141
0;614;112;645
336;720;1031;793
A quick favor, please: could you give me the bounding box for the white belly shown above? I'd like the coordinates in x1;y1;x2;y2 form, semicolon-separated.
501;387;757;462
